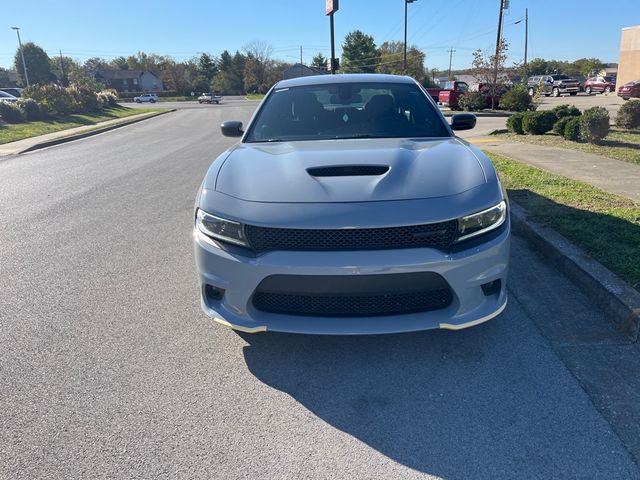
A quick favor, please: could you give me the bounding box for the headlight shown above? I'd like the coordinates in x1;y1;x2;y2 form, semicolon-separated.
457;200;507;242
196;209;248;247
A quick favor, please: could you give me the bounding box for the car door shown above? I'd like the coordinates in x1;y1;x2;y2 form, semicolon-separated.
542;76;552;94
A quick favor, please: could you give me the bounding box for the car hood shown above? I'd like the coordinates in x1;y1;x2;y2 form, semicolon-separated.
212;138;486;203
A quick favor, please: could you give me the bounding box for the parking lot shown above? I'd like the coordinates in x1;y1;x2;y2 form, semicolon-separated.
2;98;639;479
536;91;627;117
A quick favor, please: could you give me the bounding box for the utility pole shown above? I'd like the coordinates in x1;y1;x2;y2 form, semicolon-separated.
326;0;339;74
447;48;456;78
300;45;303;77
524;8;528;78
493;0;505;85
11;27;29;87
403;0;417;73
59;50;67;86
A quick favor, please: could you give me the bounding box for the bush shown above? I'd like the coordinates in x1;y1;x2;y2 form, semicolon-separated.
552;116;571;136
522;111;557;135
98;89;119;107
458;91;486;111
615;99;640;129
69;85;102;112
551;104;581;119
0;101;25;123
580;106;610;143
562;117;582;141
23;84;77;116
506;113;525;134
499;85;533;112
17;98;45;121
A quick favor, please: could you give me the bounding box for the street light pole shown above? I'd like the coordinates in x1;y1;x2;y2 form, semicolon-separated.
403;0;417;73
11;27;29;87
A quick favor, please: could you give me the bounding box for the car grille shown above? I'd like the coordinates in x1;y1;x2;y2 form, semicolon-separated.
244;220;459;252
252;272;454;317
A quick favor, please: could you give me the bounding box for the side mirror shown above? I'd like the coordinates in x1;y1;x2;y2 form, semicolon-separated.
450;113;476;131
221;120;243;137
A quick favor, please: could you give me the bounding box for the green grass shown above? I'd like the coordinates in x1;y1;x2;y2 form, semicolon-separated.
498;128;640;165
0;106;164;144
487;152;640;290
245;94;265;100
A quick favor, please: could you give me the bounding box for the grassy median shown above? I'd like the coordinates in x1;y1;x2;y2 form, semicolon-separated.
495;129;640;166
0;106;164;144
488;152;640;290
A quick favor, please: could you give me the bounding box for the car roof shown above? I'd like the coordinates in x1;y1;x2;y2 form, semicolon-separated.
274;73;416;89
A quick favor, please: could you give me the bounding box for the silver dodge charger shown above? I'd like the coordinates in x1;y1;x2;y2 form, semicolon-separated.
194;74;509;334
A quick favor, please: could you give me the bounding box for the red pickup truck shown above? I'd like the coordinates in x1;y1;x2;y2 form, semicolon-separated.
436;81;470;109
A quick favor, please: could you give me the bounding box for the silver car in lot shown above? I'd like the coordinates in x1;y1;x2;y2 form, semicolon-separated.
194;74;510;334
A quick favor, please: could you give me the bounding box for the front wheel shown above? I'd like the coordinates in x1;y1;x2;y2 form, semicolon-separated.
528;87;534;96
604;86;611;93
585;86;592;94
150;99;156;103
552;87;560;97
135;99;141;103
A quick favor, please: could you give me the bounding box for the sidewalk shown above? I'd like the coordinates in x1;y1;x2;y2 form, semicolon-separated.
471;137;640;202
0;110;170;156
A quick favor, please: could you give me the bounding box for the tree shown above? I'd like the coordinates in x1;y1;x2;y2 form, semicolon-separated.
111;56;129;70
161;59;197;95
49;55;79;86
341;30;379;73
376;41;426;80
197;53;218;83
568;58;604;77
213;50;246;94
0;67;15;87
14;42;53;85
311;53;328;70
470;39;509;109
83;57;111;77
242;41;274;93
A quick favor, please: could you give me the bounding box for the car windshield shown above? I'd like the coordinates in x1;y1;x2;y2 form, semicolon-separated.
551;75;571;80
245;82;450;142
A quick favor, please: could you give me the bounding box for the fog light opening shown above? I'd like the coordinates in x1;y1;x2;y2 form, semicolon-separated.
481;279;501;296
205;284;226;302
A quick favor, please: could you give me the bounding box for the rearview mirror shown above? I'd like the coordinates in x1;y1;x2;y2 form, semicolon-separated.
450;114;476;131
221;121;243;137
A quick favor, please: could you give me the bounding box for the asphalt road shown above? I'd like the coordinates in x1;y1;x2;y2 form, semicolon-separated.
2;99;639;479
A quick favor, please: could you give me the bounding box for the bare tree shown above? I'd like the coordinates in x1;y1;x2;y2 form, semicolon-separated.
470;39;509;109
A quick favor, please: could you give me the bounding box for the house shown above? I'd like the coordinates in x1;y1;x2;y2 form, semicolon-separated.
282;63;328;80
95;69;163;93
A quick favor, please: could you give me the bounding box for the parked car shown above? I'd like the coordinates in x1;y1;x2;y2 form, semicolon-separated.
618;80;640;100
198;92;222;104
0;91;18;103
437;81;469;109
133;93;159;103
193;74;510;335
584;76;616;94
527;74;580;97
0;87;23;98
425;81;468;104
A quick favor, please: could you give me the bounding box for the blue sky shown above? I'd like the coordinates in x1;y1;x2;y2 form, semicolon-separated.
1;0;635;72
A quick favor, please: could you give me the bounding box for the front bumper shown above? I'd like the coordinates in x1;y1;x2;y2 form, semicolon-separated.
193;220;510;335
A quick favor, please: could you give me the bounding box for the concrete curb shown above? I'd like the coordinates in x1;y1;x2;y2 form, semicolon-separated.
441;111;513;118
510;200;640;340
19;109;175;154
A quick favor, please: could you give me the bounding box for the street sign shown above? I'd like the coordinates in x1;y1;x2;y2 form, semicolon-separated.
325;0;338;15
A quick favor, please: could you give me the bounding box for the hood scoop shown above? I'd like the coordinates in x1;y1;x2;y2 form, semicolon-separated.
307;165;390;177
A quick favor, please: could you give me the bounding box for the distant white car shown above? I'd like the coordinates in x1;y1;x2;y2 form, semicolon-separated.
0;91;18;103
134;93;159;103
198;92;222;104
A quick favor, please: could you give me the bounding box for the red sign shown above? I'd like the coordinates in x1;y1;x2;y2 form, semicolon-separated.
325;0;339;15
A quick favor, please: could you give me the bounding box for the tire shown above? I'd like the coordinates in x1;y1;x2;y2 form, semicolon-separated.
604;86;611;93
215;101;219;104
135;99;141;103
528;87;534;96
150;99;156;103
552;87;560;97
585;86;592;94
